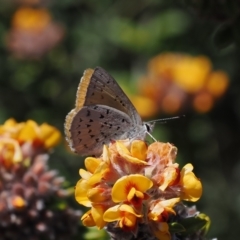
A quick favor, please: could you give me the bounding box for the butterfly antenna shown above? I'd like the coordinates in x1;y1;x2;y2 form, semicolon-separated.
147;115;185;124
146;131;157;142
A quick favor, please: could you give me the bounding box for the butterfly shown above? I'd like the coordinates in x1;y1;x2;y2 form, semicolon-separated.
64;67;155;156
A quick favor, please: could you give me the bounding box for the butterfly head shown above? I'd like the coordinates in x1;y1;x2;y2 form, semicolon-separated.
144;122;155;134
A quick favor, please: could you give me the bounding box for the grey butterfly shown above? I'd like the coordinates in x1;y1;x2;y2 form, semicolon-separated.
64;67;154;156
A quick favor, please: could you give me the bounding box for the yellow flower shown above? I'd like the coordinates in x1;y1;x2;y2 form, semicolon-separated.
130;95;159;118
81;210;96;227
148;198;180;222
0;119;61;149
112;174;153;206
74;139;205;237
91;204;107;229
18;120;61;149
0;138;23;167
179;164;202;202
153;222;171;240
75;178;92;207
173;56;212;93
81;204;108;229
103;204;142;231
0;119;24;139
115;140;148;165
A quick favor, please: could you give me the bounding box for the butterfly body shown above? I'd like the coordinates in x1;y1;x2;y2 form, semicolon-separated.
65;67;153;156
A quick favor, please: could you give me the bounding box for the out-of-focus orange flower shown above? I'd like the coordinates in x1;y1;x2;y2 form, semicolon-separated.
0;118;80;239
12;7;51;32
206;71;229;97
0;119;61;168
130;95;159;118
193;91;214;113
137;53;229;116
7;7;64;59
11;195;26;208
173;56;212;93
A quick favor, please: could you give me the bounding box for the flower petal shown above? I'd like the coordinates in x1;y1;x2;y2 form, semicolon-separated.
112;174;153;202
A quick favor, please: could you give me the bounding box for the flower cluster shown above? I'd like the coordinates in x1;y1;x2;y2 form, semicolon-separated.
132;53;229;117
75;139;209;240
7;6;64;59
0;119;81;240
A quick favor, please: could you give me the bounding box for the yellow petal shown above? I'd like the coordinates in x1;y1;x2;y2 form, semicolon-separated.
79;169;92;179
153;222;171;240
81;210;96;227
39;123;61;148
18;120;38;141
130;140;147;161
116;141;148;165
103;205;122;222
102;145;110;163
88;187;109;203
112;174;153;202
91;204;106;229
103;204;142;222
159;166;179;191
180;164;202;202
85;157;101;173
75;179;91;207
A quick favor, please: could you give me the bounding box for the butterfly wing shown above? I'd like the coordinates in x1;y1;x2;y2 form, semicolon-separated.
65;67;145;156
75;67;142;125
67;105;137;156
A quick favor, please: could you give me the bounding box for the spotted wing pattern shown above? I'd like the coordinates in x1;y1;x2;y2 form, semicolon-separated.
65;67;146;156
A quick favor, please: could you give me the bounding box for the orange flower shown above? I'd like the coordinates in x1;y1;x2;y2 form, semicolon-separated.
8;7;64;59
137;52;229;115
12;7;51;32
130;95;159;118
74;139;205;238
103;204;142;231
193;91;214;113
206;71;229;97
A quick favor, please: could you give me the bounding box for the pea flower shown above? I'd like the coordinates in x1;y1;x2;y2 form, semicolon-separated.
74;139;209;240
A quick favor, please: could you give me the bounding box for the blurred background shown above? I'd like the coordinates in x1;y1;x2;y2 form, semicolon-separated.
1;0;240;239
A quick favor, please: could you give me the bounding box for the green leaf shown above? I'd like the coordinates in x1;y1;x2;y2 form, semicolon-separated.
169;222;186;233
178;215;209;235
